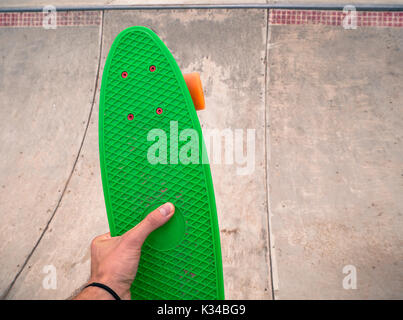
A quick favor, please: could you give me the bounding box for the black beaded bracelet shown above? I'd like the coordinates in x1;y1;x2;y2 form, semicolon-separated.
84;282;121;300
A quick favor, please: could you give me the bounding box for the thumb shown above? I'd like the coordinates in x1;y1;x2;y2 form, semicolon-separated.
122;202;175;248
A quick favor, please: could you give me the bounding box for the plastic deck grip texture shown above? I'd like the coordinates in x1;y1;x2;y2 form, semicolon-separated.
99;26;224;300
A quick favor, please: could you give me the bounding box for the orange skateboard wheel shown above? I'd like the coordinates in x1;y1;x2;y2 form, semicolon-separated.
183;72;205;111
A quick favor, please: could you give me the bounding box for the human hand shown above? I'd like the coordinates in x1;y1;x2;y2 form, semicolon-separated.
74;202;175;300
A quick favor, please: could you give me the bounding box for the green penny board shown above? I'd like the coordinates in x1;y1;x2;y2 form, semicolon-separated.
99;26;224;300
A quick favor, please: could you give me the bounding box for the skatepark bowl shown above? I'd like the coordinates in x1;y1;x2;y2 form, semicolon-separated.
0;2;402;299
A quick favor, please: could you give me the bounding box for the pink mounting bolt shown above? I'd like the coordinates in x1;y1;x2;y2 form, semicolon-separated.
156;107;163;115
121;71;128;78
127;113;134;121
149;65;156;72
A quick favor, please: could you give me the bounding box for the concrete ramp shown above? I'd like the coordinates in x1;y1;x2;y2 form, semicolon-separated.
0;23;101;298
0;7;402;299
267;22;403;299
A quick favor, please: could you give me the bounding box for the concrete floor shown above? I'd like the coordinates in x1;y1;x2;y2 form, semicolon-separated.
0;8;402;299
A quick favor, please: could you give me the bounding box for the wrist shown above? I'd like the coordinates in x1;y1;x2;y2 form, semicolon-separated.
76;285;115;300
88;277;131;300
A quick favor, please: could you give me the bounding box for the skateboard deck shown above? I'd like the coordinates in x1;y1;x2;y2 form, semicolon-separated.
99;26;224;300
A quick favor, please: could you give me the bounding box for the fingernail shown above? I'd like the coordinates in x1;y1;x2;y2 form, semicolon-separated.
158;203;173;217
